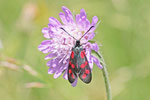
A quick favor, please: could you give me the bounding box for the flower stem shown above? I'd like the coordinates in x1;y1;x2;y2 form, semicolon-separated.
95;51;112;100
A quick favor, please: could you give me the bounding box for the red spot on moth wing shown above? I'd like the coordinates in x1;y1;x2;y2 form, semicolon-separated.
71;64;75;68
85;70;90;74
80;51;85;58
82;74;87;79
69;69;72;74
69;61;71;65
80;63;85;68
80;61;88;68
71;51;74;59
71;73;75;78
84;61;88;66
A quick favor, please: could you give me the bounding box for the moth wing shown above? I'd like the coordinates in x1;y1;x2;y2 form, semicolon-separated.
68;51;77;83
78;49;92;84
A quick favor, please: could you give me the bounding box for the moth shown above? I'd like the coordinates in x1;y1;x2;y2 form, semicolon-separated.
60;26;94;84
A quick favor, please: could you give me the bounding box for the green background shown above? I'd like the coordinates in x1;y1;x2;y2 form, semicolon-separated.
0;0;150;100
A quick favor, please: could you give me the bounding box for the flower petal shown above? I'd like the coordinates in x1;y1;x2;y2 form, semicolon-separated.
50;57;68;79
47;57;64;76
47;58;59;67
45;53;57;60
88;32;95;40
42;27;50;39
80;9;87;20
89;58;93;69
63;69;68;80
92;55;103;69
53;63;68;79
92;16;98;25
41;40;52;45
54;71;62;79
48;67;56;74
91;43;99;52
38;40;53;53
62;6;74;24
49;17;61;26
71;78;78;87
48;24;58;35
59;12;68;25
85;19;90;29
76;9;90;31
75;14;80;24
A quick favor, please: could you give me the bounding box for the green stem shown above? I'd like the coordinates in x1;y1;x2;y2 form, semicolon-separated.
95;51;112;100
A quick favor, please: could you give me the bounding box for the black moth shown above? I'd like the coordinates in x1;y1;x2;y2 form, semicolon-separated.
60;26;94;84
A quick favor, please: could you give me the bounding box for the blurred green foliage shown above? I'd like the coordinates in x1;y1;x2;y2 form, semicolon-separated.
0;0;150;100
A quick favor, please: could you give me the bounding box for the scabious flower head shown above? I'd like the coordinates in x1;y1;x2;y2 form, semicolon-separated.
38;6;102;86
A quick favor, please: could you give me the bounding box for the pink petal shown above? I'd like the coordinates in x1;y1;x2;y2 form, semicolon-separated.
63;69;68;80
48;67;56;74
38;40;53;53
91;43;99;52
49;17;61;26
45;53;57;60
71;78;78;87
92;55;103;69
54;71;62;79
92;16;98;25
42;27;50;38
59;12;68;25
75;14;80;24
47;59;58;68
62;6;74;24
80;9;87;20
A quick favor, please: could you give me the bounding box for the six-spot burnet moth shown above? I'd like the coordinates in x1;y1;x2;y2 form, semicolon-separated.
60;26;94;84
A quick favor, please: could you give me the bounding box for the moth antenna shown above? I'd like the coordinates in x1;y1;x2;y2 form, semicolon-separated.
79;26;95;41
60;27;77;40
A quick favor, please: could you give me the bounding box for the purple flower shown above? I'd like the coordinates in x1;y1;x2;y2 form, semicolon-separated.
38;6;102;86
